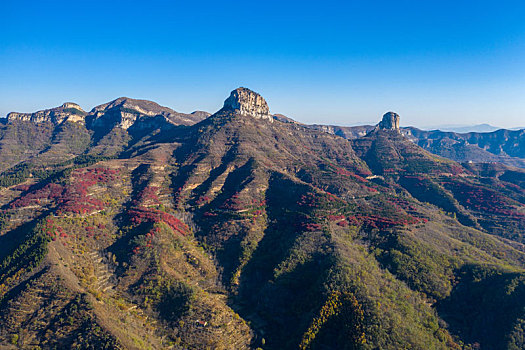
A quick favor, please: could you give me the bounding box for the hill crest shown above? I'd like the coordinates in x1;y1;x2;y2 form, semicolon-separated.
221;87;273;122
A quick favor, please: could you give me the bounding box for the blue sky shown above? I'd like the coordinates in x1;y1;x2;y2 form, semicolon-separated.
1;1;525;128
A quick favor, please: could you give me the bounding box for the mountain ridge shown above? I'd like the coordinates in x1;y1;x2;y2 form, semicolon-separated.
301;123;525;169
4;99;523;169
0;88;523;349
6;102;87;124
422;123;502;133
4;98;210;128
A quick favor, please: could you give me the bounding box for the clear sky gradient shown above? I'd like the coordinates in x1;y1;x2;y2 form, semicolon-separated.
1;0;524;128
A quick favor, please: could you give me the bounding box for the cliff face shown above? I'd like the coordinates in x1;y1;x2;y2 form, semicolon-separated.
88;97;208;130
90;97;176;117
377;111;400;131
222;87;273;122
7;103;87;124
89;97;175;130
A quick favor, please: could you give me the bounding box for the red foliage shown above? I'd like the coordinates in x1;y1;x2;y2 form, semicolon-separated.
301;222;323;231
134;186;161;205
12;167;118;215
326;192;340;202
250;198;267;208
297;192;318;208
443;180;523;217
328;214;350;227
450;165;464;176
336;220;349;227
10;183;64;208
387;197;417;211
57;168;118;215
42;219;70;240
219;194;244;210
327;214;345;221
12;184;31;192
335;167;367;182
404;175;425;181
196;195;212;205
345;213;424;229
128;207;189;236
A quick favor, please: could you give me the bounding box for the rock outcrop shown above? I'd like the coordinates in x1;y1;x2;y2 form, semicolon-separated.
273;114;299;124
377;111;400;131
7;103;86;124
88;97;208;129
222;87;272;122
91;97;176;118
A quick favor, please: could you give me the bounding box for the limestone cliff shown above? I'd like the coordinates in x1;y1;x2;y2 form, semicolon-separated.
88;97;207;129
7;102;86;124
377;111;400;131
222;87;273;122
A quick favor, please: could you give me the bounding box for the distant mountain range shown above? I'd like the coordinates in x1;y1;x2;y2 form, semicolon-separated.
272;117;525;168
0;89;524;349
421;123;503;133
415;123;525;133
303;122;525;169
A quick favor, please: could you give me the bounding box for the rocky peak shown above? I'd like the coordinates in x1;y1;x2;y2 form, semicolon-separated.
61;102;83;110
190;111;211;119
90;97;177;117
222;87;272;122
88;97;207;129
7;103;86;124
377;112;400;131
89;97;173;129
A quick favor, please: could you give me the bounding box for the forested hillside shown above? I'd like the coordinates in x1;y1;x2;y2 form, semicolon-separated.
0;88;524;349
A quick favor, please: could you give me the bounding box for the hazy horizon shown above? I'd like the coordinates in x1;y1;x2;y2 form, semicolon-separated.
2;1;524;128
